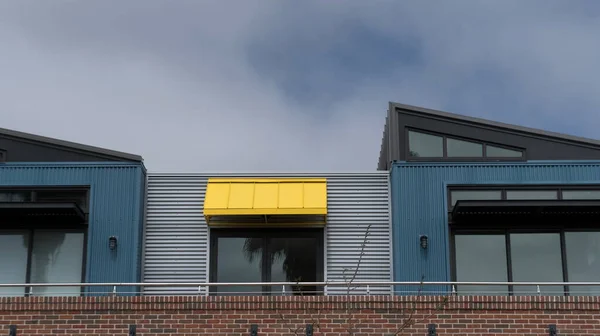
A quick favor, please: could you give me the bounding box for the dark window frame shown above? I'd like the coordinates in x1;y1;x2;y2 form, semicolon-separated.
0;186;90;213
0;149;6;163
0;186;89;296
450;228;600;296
447;184;600;210
0;228;88;296
209;228;325;296
405;127;526;162
448;184;600;296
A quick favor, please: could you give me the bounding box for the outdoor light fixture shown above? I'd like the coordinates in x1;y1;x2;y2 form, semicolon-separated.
548;324;557;336
427;324;437;336
420;235;429;250
128;325;136;336
306;324;313;336
8;325;16;336
250;324;258;336
109;236;118;251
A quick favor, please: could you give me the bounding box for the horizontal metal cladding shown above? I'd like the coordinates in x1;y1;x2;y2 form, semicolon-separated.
391;161;600;294
143;172;392;295
0;163;146;296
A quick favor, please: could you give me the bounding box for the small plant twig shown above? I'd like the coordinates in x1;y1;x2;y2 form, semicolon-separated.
343;223;372;335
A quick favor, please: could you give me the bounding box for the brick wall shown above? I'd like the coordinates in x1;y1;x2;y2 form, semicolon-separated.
1;295;599;335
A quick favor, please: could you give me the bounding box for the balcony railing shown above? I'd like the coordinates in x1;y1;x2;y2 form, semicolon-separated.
0;281;600;296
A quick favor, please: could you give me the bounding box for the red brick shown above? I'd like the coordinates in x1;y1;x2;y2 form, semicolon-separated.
0;295;599;335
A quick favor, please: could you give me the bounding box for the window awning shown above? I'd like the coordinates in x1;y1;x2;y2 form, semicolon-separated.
0;202;86;223
452;199;600;224
203;178;327;226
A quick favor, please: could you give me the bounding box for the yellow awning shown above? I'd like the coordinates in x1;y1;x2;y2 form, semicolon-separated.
203;178;327;218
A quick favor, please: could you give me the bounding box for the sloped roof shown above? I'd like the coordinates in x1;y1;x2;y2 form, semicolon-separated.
0;126;143;162
391;102;600;148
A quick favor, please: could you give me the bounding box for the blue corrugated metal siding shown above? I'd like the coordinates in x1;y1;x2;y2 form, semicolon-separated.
0;162;146;296
391;161;600;294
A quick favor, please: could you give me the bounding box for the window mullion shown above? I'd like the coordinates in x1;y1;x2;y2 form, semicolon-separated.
263;236;271;295
560;231;569;296
24;230;35;297
505;231;514;296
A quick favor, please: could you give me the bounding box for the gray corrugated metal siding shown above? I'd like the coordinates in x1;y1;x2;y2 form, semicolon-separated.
143;172;391;295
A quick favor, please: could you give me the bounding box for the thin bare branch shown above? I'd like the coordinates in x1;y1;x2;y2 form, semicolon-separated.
390;275;450;336
343;223;372;335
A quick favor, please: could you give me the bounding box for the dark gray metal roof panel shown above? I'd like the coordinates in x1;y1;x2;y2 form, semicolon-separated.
0;126;143;162
390;101;600;148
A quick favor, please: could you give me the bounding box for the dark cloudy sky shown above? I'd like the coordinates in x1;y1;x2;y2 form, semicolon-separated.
1;1;599;171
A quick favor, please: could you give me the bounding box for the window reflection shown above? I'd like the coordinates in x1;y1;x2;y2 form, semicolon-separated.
455;235;508;295
447;138;483;157
565;232;600;295
0;192;30;202
212;230;321;296
505;190;557;200
510;233;563;295
216;237;263;295
30;232;84;296
270;237;318;295
450;190;502;206
408;131;443;157
0;232;29;297
562;191;600;200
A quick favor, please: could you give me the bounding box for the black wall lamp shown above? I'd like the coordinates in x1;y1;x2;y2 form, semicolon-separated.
8;325;16;336
548;324;557;336
250;324;258;336
109;236;118;251
420;235;429;250
306;324;313;336
128;325;136;336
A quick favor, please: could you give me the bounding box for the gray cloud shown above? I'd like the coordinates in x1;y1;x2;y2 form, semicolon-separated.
0;1;599;171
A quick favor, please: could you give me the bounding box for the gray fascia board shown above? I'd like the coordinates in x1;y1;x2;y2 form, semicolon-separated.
0;126;143;162
390;101;600;148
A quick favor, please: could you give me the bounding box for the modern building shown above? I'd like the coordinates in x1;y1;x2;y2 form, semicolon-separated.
142;173;392;295
381;102;600;296
0;127;146;296
3;102;600;335
2;100;600;299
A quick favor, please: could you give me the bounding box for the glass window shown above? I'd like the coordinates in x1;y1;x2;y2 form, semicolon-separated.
408;131;443;157
30;231;85;296
565;232;600;295
486;145;522;158
510;233;563;295
455;235;508;295
562;190;600;200
0;192;30;202
506;190;558;200
0;230;84;297
447;138;483;157
212;230;322;296
215;237;263;295
451;190;502;206
0;232;29;297
270;237;319;295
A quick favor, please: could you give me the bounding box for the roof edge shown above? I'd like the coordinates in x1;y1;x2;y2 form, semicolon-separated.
389;101;600;148
392;159;600;167
0;127;143;162
147;171;390;176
